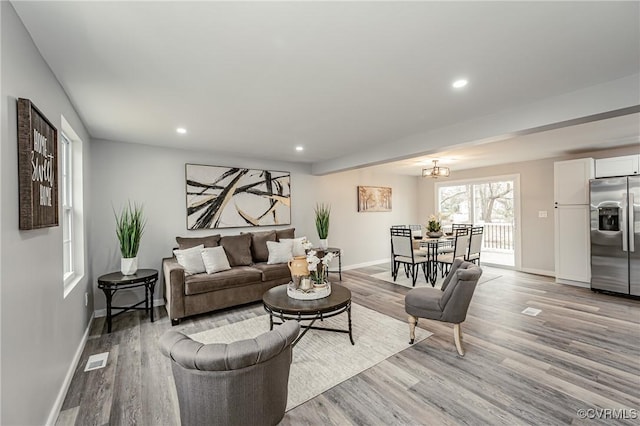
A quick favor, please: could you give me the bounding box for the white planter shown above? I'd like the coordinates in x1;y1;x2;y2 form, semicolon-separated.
319;238;329;249
121;257;138;275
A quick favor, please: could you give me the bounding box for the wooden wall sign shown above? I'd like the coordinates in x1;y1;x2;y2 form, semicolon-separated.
17;98;59;229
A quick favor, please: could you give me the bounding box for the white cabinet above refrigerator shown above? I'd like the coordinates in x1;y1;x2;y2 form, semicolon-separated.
595;154;639;178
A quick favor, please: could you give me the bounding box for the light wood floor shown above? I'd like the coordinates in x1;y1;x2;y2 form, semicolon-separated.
57;264;640;425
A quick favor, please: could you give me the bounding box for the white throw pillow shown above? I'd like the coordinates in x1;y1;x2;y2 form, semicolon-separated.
173;244;206;275
266;240;294;264
201;246;231;274
281;237;307;257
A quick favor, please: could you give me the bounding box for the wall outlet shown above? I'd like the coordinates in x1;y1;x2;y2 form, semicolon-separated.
85;292;88;306
538;210;548;218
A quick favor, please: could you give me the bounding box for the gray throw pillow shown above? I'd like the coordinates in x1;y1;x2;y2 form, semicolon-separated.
220;234;253;266
176;234;221;250
249;230;276;263
275;228;295;241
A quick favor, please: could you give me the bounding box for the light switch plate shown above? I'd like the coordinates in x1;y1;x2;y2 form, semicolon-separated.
538;210;548;218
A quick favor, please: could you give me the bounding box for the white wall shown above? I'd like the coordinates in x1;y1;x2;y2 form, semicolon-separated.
0;3;93;425
90;140;418;310
311;168;419;267
418;145;640;275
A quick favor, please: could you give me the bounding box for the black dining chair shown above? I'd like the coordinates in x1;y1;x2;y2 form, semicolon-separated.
390;227;429;286
408;224;423;239
390;225;408;269
436;227;470;277
438;223;472;254
466;226;484;265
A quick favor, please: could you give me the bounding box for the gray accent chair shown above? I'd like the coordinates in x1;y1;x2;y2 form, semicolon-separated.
160;320;300;426
405;258;482;356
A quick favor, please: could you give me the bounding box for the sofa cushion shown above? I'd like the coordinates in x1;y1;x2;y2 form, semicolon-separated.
252;263;291;282
176;234;221;250
220;234;253;266
174;244;206;275
248;230;276;263
201;246;232;274
275;228;295;241
184;266;263;295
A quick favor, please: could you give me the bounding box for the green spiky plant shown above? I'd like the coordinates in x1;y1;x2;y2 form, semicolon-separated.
314;203;331;239
114;202;146;258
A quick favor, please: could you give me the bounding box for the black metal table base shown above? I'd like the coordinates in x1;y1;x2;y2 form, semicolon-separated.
418;240;449;286
98;270;158;333
265;303;354;346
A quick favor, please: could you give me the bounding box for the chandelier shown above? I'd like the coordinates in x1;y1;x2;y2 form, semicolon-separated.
422;160;450;178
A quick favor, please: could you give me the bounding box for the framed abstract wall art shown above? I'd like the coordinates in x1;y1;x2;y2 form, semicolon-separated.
17;98;58;229
357;186;392;212
185;164;291;229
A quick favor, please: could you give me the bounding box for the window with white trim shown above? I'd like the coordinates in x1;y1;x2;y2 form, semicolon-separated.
62;132;74;282
61;117;85;298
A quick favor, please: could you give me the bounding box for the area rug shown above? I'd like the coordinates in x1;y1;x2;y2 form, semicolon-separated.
370;266;502;289
189;303;432;411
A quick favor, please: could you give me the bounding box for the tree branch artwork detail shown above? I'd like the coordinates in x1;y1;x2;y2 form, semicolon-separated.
186;164;291;229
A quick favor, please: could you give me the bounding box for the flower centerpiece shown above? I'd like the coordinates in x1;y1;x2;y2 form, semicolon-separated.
305;248;335;287
426;214;443;238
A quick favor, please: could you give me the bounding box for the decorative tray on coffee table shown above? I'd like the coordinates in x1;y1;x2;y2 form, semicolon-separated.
287;282;332;300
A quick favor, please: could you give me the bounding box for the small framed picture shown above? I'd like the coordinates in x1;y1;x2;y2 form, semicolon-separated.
357;186;392;212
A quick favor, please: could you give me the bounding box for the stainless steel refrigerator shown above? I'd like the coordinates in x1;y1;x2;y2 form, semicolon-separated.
590;176;640;295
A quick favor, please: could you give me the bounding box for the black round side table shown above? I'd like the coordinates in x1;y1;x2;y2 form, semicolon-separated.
97;269;158;333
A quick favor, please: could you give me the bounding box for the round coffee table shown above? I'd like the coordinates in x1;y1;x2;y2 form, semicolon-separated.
263;283;354;345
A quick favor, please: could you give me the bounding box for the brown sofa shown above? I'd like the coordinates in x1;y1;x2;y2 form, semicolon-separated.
163;228;295;325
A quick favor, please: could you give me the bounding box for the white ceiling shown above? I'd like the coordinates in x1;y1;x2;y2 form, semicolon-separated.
372;112;640;175
11;1;640;174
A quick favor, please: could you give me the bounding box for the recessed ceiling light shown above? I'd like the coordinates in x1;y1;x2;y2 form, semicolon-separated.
452;79;468;89
295;146;304;152
176;127;187;134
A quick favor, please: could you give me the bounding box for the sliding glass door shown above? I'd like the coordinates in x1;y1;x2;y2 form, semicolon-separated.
436;175;519;267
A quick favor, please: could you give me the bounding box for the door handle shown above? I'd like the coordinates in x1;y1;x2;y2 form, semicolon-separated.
622;196;628;252
630;192;635;252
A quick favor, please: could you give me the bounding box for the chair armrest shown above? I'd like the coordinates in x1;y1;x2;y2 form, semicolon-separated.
163;257;186;321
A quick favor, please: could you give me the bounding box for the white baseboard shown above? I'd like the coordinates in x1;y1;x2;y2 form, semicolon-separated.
342;258;389;271
555;278;590;288
94;298;165;318
46;312;94;426
520;267;555;277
